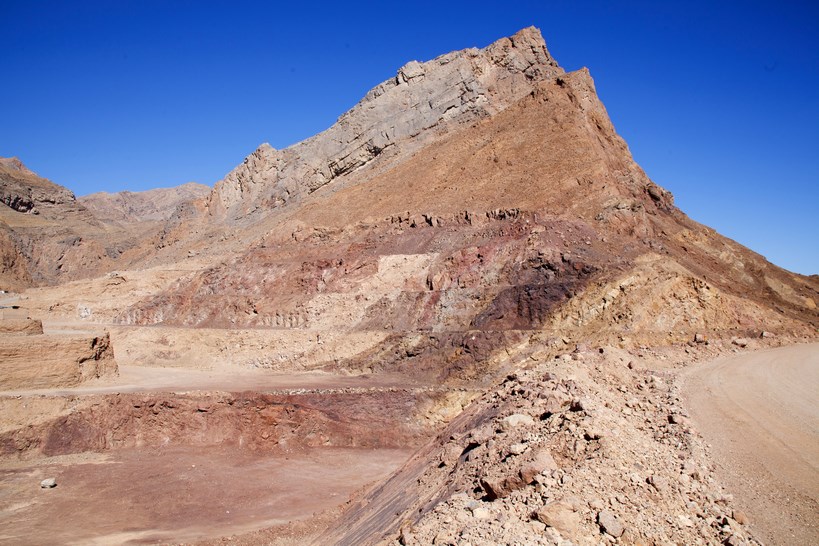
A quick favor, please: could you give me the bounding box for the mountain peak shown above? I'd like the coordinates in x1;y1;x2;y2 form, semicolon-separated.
207;27;563;221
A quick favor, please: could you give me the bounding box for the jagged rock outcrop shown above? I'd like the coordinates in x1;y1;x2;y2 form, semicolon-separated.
206;27;563;221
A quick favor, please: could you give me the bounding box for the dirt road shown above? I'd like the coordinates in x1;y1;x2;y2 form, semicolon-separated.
683;343;819;545
0;364;424;398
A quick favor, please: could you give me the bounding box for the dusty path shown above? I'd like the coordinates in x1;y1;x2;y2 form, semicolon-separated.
683;343;819;545
0;365;425;397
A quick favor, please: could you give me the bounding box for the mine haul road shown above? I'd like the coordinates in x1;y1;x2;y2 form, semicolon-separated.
684;342;819;545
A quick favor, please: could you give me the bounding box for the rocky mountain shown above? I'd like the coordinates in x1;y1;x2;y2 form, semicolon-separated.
0;157;76;214
2;27;817;546
205;27;561;223
121;30;817;385
79;182;210;225
0;158;102;289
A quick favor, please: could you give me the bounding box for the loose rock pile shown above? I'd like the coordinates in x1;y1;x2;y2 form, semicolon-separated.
390;345;760;545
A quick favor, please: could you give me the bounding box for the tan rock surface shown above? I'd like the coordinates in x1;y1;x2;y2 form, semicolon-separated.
0;317;42;335
0;331;117;390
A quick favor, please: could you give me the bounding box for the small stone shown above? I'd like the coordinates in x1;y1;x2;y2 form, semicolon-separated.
509;443;527;455
440;443;462;467
399;526;413;545
682;459;699;478
570;398;591;412
535;501;579;537
648;474;669;493
472;507;492;519
694;333;706;343
501;413;535;430
584;428;603;440
668;413;689;426
731;338;749;348
519;448;559;483
725;534;746;546
481;475;525;500
597;510;624;538
732;510;749;525
40;478;57;489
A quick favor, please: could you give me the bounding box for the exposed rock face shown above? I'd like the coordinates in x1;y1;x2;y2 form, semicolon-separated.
0;158;113;288
206;27;563;221
0;388;439;457
0;331;117;390
80;182;210;224
0;226;32;290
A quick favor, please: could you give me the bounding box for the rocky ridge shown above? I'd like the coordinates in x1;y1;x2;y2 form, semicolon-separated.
205;27;562;222
0;160;210;289
0;157;76;214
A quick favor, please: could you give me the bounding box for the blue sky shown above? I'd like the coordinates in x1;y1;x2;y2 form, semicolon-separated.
1;1;817;274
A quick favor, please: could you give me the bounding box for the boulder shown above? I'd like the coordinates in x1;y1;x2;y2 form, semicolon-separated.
481;475;525;500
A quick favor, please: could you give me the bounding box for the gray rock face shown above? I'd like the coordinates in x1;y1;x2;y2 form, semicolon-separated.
207;27;563;221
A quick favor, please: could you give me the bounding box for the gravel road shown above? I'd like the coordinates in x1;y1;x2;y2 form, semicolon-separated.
683;343;819;545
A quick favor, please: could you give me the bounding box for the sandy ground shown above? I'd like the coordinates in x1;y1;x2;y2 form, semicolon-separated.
683;343;819;545
0;446;410;545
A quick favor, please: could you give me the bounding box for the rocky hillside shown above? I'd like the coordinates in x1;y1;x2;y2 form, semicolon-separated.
0;161;209;289
0;157;76;214
0;158;105;289
204;27;562;223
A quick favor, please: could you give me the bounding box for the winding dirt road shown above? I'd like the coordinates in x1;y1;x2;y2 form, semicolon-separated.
684;343;819;545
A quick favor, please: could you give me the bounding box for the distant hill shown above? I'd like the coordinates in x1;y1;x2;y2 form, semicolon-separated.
80;182;210;225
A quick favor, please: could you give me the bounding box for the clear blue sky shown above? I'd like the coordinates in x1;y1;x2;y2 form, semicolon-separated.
1;1;817;274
